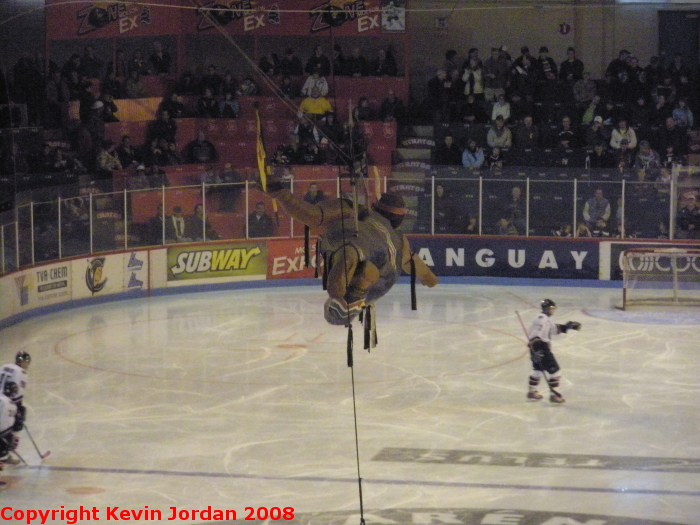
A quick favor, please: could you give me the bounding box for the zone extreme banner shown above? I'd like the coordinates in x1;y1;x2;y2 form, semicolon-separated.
46;0;404;40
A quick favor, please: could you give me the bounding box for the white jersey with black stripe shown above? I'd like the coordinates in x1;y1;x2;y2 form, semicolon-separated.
0;393;17;435
0;364;27;403
528;313;560;343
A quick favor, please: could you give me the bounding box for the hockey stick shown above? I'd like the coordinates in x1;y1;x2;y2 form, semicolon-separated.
23;426;50;460
515;310;563;400
10;450;27;466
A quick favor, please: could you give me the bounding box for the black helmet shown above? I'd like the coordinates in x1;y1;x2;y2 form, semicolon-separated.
3;381;17;398
16;351;31;367
541;299;556;314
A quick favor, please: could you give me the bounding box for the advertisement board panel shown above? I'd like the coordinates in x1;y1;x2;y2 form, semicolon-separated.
72;255;125;300
407;237;599;279
166;242;267;285
267;239;316;279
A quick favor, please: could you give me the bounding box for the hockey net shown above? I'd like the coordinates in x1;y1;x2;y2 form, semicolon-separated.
619;248;700;310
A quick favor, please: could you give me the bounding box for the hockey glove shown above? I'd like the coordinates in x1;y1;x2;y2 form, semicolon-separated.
565;321;582;331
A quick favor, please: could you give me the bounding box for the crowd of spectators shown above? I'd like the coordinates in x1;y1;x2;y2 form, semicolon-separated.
428;45;699;175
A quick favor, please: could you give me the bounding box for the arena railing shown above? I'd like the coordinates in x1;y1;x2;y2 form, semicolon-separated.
0;171;680;277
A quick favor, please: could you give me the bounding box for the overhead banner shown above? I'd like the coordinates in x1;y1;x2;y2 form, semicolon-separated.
166;242;268;284
46;0;184;40
407;237;599;279
46;0;404;40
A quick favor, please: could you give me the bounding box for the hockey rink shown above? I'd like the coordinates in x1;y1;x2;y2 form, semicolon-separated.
1;281;700;525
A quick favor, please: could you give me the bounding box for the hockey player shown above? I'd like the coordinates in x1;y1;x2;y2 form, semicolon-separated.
264;180;438;325
527;299;580;403
0;352;30;434
0;382;18;471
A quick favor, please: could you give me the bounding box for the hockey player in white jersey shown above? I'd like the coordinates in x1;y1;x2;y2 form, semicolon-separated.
0;382;18;470
0;352;30;434
527;299;580;403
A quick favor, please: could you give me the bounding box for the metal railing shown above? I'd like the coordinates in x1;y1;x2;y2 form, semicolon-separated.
0;172;680;276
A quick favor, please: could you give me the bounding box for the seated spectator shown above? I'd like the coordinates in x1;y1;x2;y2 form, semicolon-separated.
490;93;511;124
614;139;635;170
433;183;456;233
318;111;345;162
116;135;140;169
353;97;376;122
199;163;222;186
509;93;530;124
148;109;178;144
610;118;637;149
96;139;122;175
600;99;622;126
200;65;223;95
159;93;186;119
141;138;167;167
345;47;369;77
299;89;333;120
82;46;104;77
503;186;526;235
128;49;149;76
557;115;579;148
575;222;592;237
186;203;219;242
584;116;608;147
305;45;331;77
294;114;320;144
303;182;326;204
273;134;305;165
177;71;200;96
651;94;673;126
672;98;693;128
653;75;676;105
433;135;462;165
486;116;512;148
146;204;166;245
485;146;505;170
462;139;485;169
197;88;220;118
219;70;236;97
676;192;700;239
219;91;240;118
496;216;518;235
633;140;662;179
45;70;71;128
459;93;487;124
580;94;603;125
279;76;300;99
301;67;329;97
127;164;150;190
378;90;405;123
587;141;615;169
185;130;218;164
149;41;172;75
573;72;597;105
98;92;119;122
248;201;275;238
627;96;650;128
124;70;147;99
259;51;280;75
582;187;611;230
168;205;192;243
656;117;687;156
236;77;259;96
164;141;183;166
299;138;326;165
514;115;539;148
687;128;700;157
278;48;304;76
370;48;398;76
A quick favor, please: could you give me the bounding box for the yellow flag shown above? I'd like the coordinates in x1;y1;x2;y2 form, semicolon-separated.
255;109;267;191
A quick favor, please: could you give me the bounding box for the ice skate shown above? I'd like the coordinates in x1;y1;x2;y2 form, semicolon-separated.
527;391;543;401
550;393;565;404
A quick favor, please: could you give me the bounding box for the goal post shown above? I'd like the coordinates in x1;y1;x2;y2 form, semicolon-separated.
619;248;700;310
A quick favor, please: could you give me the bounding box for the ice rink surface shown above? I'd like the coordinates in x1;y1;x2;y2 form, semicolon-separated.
1;281;699;525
